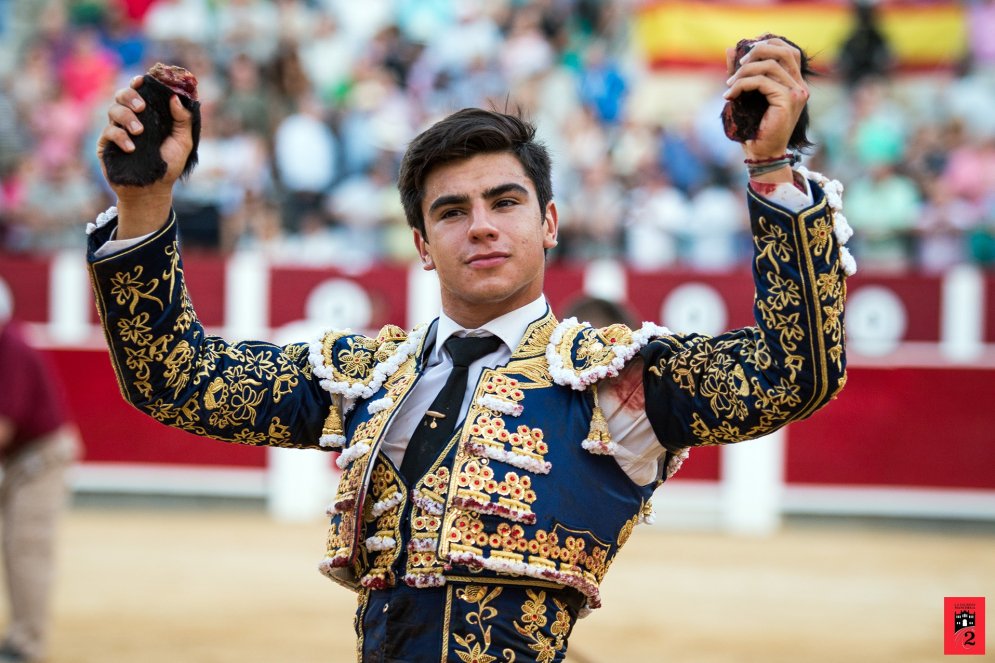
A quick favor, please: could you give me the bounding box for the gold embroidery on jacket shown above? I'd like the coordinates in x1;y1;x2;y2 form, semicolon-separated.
104;239;320;448
514;589;570;663
646;202;846;446
109;265;162;314
452;585;513;663
361;459;405;587
446;519;610;586
406;465;451;579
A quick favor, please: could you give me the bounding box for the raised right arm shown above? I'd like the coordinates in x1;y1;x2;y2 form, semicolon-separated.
90;82;335;449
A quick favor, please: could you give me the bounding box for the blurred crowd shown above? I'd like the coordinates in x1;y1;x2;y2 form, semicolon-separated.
0;0;994;273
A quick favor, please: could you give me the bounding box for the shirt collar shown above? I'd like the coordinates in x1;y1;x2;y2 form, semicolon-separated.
431;294;548;363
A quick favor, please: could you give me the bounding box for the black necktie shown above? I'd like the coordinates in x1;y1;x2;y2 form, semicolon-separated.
400;334;503;484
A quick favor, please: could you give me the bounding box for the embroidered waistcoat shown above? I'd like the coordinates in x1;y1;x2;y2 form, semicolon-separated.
312;313;661;611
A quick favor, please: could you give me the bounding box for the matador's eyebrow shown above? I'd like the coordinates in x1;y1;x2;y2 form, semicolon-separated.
428;183;530;215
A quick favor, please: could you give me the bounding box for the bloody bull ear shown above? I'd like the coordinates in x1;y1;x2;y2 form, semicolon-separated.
102;63;201;187
721;34;814;151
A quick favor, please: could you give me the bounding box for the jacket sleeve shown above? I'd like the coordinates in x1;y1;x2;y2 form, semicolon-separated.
640;181;848;450
86;211;333;448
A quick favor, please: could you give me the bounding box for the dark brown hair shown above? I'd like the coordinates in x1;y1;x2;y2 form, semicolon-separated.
397;108;553;238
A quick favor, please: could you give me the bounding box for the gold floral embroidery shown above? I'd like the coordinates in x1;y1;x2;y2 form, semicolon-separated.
816;271;841;301
699;355;750;420
753;218;793;270
173;284;195;334
556;324;634;377
452;585;512;663
513;315;558;359
118;312;152;345
689;413;742;445
109;265;163;314
163;340;195;397
808;215;834;260
766;272;801;309
337;340;374;378
162;242;181;303
514;589;569;663
204;365;266;428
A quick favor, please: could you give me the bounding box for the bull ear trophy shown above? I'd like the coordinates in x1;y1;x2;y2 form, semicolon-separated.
721;34;814;151
102;62;202;187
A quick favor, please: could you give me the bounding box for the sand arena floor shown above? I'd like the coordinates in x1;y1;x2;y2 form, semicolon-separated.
15;504;994;662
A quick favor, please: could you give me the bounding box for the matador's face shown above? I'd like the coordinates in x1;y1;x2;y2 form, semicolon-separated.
414;152;558;328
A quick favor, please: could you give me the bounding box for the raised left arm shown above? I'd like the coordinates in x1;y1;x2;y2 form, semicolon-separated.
639;36;850;450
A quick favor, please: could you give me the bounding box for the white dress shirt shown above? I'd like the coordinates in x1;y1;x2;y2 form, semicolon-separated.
370;295;665;485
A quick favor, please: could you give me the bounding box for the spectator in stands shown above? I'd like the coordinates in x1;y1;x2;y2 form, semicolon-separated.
142;0;213;50
915;180;979;272
940;132;995;216
273;94;338;231
967;0;995;76
219;53;275;138
558;156;626;260
19;154;104;251
215;0;279;66
298;13;355;104
175;101;271;251
500;4;555;85
0;309;81;663
846;160;922;271
836;0;893;90
577;39;627;126
623;166;689;269
658;123;709;195
325;153;404;263
684;168;749;271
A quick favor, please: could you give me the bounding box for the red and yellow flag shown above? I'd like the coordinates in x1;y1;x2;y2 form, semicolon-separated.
634;1;968;71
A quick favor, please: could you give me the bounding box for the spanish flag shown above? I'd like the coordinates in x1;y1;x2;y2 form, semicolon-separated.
634;1;968;71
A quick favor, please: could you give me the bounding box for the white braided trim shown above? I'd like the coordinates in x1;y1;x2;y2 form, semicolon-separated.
794;165;857;276
475;394;524;417
86;206;118;235
324;495;355;517
452;494;536;525
839;246;857;276
408;536;439;552
319;433;346;449
447;551;602;610
581;438;617;455
318;555;350;573
335;442;370;469
411;492;445;516
308;325;428;404
370;490;405;518
367;395;394;415
364;535;396;552
403;572;447;588
547;318;671;390
464;440;551;474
